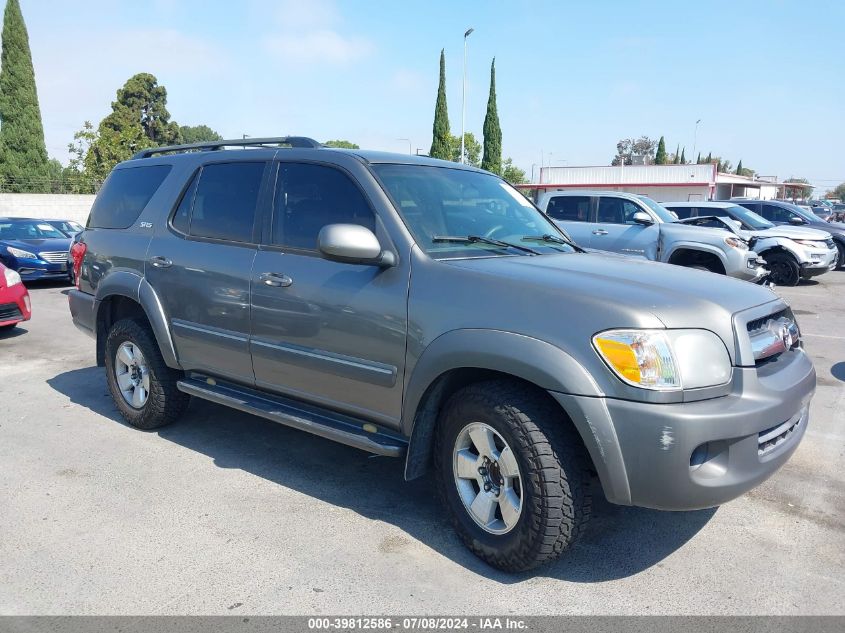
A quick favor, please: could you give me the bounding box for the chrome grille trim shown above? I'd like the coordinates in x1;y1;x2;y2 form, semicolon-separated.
758;409;804;456
38;251;69;263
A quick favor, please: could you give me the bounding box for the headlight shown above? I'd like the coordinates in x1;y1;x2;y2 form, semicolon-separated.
724;237;748;250
6;246;36;259
593;329;732;391
3;266;22;287
793;239;822;248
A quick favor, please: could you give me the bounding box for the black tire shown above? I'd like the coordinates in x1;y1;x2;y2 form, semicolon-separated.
835;242;845;270
765;252;801;286
434;380;592;572
104;318;189;430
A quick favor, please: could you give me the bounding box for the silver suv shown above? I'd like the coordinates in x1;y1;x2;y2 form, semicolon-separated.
538;190;768;281
68;138;815;572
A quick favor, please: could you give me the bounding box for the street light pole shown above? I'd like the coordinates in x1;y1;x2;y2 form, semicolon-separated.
461;27;474;164
692;119;701;164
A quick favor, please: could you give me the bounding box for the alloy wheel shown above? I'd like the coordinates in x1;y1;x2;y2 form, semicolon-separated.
114;341;150;409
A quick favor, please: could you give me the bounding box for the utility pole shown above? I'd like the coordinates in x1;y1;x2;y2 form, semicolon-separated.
461;27;474;164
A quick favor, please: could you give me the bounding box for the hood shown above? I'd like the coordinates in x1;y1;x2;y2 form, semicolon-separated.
446;252;779;332
754;225;831;240
1;237;72;254
662;222;736;241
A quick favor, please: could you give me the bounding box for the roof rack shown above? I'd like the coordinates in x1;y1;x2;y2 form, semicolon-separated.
132;136;323;160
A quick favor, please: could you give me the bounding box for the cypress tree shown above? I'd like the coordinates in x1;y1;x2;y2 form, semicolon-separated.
706;152;712;164
696;152;701;164
0;0;49;192
481;58;502;175
429;49;451;160
655;136;667;164
680;147;686;164
736;160;743;175
674;144;680;164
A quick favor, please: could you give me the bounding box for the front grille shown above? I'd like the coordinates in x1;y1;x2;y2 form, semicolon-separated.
758;411;804;456
746;309;787;333
38;250;68;263
0;302;22;321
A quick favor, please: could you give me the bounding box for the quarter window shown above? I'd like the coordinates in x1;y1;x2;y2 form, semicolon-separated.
88;165;171;229
271;163;375;249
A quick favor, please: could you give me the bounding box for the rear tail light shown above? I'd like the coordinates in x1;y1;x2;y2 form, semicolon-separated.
70;241;87;289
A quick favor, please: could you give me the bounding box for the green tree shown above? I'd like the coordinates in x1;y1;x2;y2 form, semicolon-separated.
481;58;502;175
680;147;686;164
611;136;657;165
736;160;743;175
324;139;360;149
783;177;813;201
705;152;712;164
0;0;49;192
501;157;526;184
179;125;223;144
654;136;667;164
832;182;845;200
696;152;701;164
429;49;451;160
449;132;481;167
84;73;180;181
673;144;680;164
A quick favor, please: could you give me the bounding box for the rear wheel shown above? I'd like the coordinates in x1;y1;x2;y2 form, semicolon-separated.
766;252;801;286
434;380;592;572
105;318;190;430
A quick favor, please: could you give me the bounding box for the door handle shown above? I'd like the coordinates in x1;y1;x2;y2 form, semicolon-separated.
592;229;609;236
259;272;293;287
149;256;172;268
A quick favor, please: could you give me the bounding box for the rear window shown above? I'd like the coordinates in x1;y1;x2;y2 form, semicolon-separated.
666;206;694;219
88;165;171;229
546;196;590;221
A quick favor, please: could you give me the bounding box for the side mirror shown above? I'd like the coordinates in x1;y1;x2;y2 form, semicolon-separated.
317;224;395;267
789;216;805;225
632;211;654;225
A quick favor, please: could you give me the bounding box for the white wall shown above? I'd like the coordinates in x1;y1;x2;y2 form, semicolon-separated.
0;194;95;225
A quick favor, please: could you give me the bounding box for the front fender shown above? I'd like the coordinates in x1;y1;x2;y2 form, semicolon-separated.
402;329;609;481
664;241;728;266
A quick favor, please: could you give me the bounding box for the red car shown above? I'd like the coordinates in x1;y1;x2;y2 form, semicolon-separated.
0;261;31;330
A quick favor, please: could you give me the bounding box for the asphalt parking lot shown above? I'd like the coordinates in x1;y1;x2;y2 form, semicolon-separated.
1;273;843;615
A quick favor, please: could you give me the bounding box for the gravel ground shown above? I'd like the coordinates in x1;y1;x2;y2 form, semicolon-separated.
0;273;843;615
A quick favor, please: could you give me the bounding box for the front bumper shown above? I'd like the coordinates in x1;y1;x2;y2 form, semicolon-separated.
10;257;69;281
799;248;837;278
733;252;769;282
0;282;31;326
551;348;815;511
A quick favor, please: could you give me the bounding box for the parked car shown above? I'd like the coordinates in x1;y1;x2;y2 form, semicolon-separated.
0;217;73;282
537;191;768;282
730;199;845;269
0;261;32;330
663;201;837;285
45;219;84;237
68;137;815;572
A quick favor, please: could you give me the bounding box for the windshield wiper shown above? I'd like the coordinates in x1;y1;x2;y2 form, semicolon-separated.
521;233;586;253
432;235;541;255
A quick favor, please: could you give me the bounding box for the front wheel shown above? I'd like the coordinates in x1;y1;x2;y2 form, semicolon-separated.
765;252;801;286
835;242;844;270
434;380;592;572
105;318;190;430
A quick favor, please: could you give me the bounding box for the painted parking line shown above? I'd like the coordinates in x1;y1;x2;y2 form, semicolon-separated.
801;332;845;340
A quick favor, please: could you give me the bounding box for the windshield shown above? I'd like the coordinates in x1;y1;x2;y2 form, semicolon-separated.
637;196;678;223
373;165;575;258
0;221;67;240
723;205;774;230
50;220;83;235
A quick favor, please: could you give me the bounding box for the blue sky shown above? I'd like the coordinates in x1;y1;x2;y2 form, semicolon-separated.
20;0;845;192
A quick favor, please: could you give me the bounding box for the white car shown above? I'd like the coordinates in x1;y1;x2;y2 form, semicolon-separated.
663;201;837;286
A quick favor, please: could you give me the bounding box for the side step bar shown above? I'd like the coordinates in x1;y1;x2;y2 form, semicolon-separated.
177;377;407;457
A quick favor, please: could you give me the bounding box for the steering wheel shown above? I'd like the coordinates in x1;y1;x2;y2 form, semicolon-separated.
484;225;506;239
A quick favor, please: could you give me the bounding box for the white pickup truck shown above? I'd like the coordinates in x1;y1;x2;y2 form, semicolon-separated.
538;190;769;282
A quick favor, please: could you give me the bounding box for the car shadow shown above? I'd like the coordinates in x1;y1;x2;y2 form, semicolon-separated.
47;366;716;583
0;325;28;339
831;362;845;382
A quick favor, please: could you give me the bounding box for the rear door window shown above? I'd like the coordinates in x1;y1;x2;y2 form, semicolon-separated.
546;196;590;221
88;165;171;229
187;162;265;243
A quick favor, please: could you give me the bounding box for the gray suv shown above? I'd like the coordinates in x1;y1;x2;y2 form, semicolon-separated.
68;137;816;572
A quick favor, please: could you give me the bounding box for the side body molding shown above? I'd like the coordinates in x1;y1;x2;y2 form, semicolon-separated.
401;329;619;485
93;272;181;369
